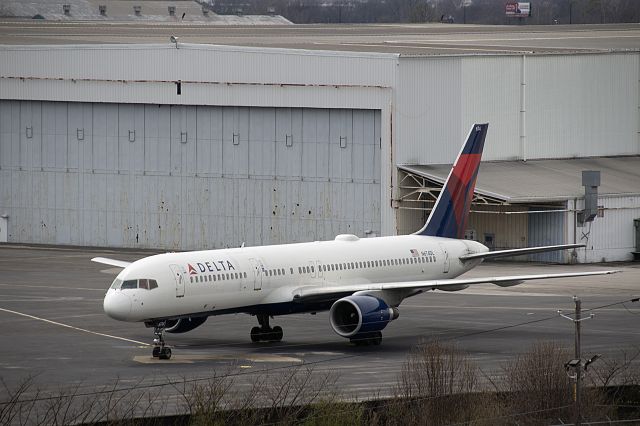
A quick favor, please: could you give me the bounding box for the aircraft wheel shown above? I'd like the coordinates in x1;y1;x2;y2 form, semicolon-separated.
250;326;261;342
273;326;283;342
159;347;172;360
372;332;382;346
152;346;161;358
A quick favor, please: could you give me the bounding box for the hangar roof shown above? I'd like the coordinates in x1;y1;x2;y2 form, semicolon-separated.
399;156;640;203
0;21;638;56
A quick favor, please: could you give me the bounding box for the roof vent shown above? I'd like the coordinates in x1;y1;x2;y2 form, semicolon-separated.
99;5;107;16
168;6;175;16
62;4;71;15
133;5;141;16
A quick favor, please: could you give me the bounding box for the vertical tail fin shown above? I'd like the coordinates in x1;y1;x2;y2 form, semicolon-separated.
414;123;488;239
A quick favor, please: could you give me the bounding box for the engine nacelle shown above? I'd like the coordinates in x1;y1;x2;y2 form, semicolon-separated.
165;316;207;333
329;295;399;338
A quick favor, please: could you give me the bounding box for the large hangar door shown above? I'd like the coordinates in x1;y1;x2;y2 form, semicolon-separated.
0;101;381;250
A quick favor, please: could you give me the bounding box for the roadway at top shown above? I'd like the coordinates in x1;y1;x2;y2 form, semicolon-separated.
0;21;638;55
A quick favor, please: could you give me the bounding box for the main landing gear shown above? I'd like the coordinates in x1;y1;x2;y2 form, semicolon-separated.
152;321;172;360
250;314;283;342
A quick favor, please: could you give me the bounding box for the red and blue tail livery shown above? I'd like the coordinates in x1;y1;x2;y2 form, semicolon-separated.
415;123;488;239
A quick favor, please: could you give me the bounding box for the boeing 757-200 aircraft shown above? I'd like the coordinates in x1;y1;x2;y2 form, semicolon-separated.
93;124;618;360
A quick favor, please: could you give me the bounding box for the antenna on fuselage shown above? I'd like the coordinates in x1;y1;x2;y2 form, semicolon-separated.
241;242;245;248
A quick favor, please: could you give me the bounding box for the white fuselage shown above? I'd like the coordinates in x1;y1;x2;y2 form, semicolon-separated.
103;234;488;322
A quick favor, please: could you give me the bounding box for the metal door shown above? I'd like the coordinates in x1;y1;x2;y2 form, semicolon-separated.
169;264;186;297
439;243;450;274
249;258;264;291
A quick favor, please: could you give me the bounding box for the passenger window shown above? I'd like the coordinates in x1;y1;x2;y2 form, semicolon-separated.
121;280;137;290
290;268;293;274
139;279;149;290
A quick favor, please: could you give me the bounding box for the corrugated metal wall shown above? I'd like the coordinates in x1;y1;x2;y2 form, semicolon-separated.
528;209;565;263
396;52;639;165
467;205;529;250
575;195;640;263
0;100;381;249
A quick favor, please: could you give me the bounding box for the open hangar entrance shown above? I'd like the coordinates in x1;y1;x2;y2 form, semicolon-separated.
395;165;570;263
396;157;640;263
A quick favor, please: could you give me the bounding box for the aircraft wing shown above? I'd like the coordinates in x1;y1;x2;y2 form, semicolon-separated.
460;244;585;261
290;269;620;303
91;257;132;268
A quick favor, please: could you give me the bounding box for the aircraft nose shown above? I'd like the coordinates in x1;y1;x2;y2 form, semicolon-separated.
103;291;132;321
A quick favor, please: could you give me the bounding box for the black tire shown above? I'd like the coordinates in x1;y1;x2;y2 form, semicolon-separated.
159;347;172;360
152;346;161;358
250;326;261;342
372;332;382;346
273;326;283;342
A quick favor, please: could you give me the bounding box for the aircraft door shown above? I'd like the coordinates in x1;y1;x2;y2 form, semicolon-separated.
248;258;264;291
316;261;323;279
438;243;450;274
169;264;187;297
308;261;316;278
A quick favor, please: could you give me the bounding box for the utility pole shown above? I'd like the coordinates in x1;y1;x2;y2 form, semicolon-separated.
574;297;582;426
559;296;598;426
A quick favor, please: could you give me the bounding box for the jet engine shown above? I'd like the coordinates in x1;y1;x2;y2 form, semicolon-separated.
329;295;399;341
165;316;207;333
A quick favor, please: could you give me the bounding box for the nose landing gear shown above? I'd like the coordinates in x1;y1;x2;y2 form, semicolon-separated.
152;321;172;360
250;314;283;342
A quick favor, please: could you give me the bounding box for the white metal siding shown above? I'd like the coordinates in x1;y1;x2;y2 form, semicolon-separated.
575;195;640;263
527;53;639;159
0;100;381;249
396;52;639;165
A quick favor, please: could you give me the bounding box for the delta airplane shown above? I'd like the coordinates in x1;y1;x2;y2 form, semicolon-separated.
93;123;617;360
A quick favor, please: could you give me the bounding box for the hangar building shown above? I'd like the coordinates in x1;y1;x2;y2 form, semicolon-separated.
1;22;639;262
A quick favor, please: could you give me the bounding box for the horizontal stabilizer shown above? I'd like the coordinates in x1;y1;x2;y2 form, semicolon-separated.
91;257;132;268
460;244;585;262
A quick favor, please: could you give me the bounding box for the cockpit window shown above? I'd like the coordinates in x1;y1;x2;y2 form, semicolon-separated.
112;278;159;290
121;280;137;290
